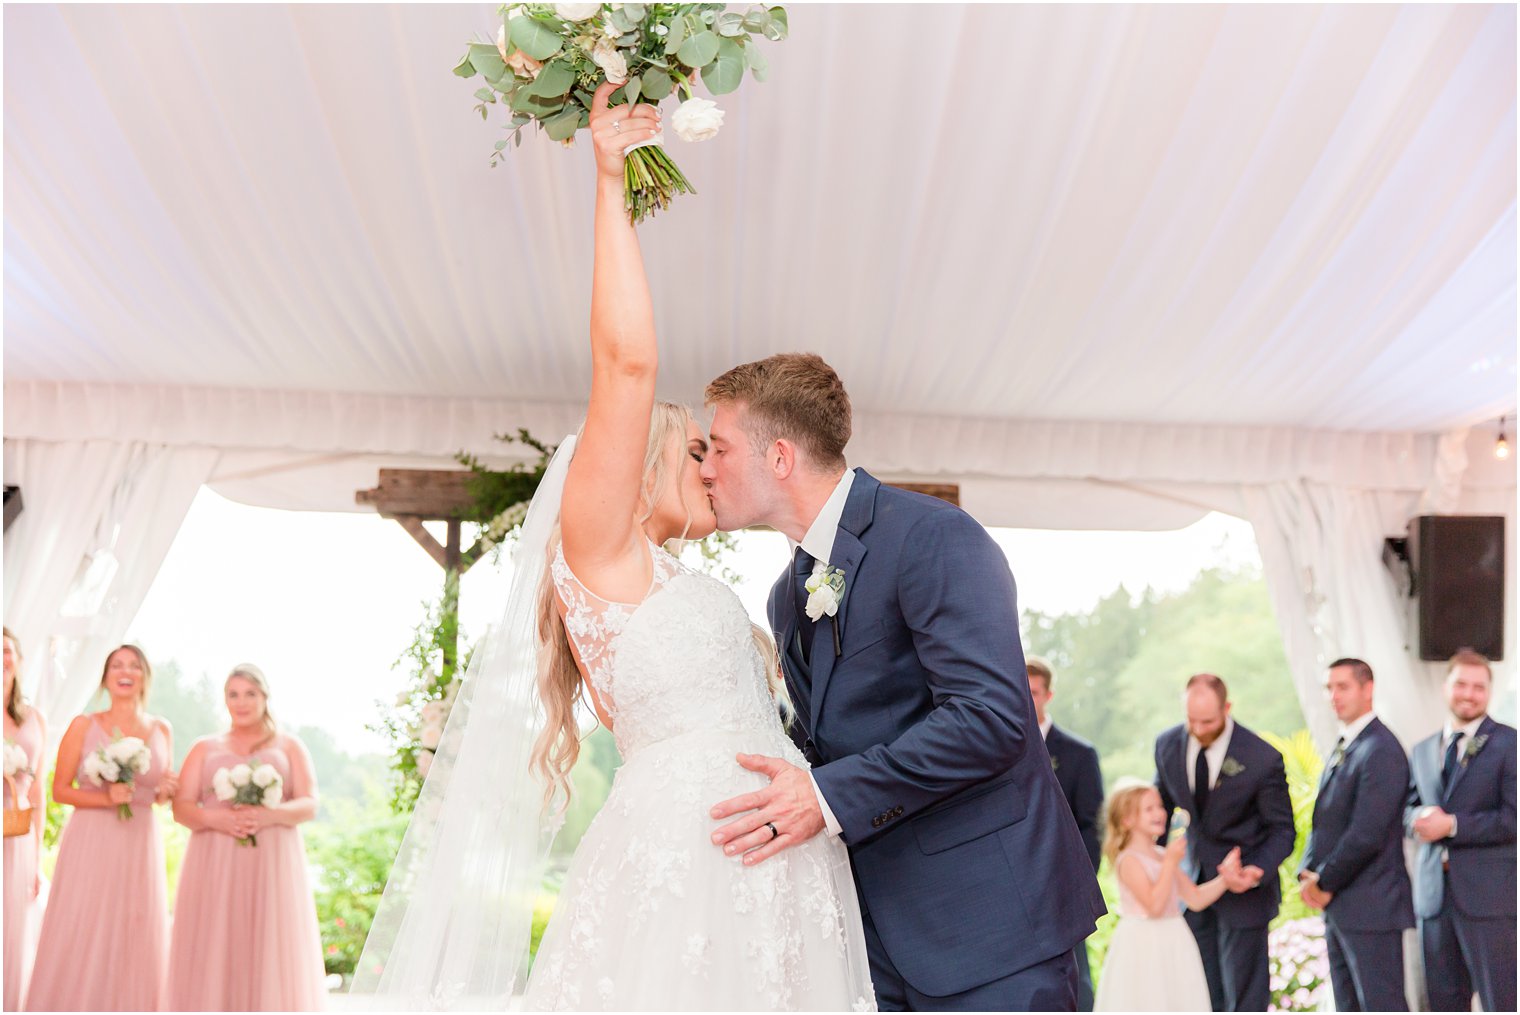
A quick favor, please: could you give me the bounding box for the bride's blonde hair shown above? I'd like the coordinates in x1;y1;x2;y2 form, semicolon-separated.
529;402;782;811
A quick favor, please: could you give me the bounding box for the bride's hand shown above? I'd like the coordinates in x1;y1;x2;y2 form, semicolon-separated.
589;80;661;183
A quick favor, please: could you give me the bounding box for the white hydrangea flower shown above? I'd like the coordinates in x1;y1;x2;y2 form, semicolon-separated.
261;784;283;808
229;763;253;787
211;767;237;801
251;763;280;789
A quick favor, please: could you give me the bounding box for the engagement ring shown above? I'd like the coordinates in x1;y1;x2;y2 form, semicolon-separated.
612;120;622;133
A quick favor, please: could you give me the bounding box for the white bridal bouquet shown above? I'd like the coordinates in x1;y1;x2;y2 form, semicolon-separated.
82;734;152;820
459;2;789;222
211;761;283;847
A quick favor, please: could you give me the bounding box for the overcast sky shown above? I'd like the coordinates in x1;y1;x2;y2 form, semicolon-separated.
127;488;1260;755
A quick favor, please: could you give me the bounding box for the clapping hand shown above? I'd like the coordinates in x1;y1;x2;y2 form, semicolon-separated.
155;769;179;804
709;754;824;866
1217;847;1264;893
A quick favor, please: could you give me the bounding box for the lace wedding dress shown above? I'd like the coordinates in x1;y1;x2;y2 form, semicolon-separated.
522;539;875;1011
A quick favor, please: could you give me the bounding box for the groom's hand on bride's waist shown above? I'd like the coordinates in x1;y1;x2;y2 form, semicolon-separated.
708;753;826;866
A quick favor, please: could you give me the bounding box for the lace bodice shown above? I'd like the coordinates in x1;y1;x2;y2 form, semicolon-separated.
552;539;780;759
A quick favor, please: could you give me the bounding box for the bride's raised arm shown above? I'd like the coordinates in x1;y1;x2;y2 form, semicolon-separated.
559;81;664;593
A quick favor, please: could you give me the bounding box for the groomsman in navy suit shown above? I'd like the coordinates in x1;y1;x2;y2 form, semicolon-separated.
1027;658;1104;1011
1298;657;1413;1011
1153;673;1295;1011
1404;650;1516;1012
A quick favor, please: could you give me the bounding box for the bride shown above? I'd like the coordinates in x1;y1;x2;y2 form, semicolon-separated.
353;83;874;1012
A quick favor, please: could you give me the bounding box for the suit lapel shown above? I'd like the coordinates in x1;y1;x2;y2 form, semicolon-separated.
806;469;877;732
1443;715;1496;803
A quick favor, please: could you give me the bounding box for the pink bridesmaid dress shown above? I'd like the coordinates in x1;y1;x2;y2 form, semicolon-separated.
4;709;45;1011
24;717;170;1012
166;736;326;1011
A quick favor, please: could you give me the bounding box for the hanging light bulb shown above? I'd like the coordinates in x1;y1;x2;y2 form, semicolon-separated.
1497;417;1510;460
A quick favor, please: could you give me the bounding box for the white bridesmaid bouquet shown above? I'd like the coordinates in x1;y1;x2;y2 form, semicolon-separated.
211;761;283;847
458;2;789;222
82;734;152;820
3;739;31;779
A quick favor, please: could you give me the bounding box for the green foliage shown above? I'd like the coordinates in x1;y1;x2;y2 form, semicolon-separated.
146;659;222;767
307;792;411;983
1022;563;1305;788
1261;729;1323;926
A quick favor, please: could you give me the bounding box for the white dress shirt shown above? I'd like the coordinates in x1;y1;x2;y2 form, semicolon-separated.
1337;710;1378;750
1186;717;1236;794
791;469;854;840
1039;716;1053;741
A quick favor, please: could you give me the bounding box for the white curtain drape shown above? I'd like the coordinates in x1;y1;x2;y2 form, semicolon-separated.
3;439;219;727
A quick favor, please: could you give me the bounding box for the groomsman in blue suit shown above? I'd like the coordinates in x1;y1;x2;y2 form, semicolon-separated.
1027;657;1104;1011
1153;673;1295;1011
1298;657;1413;1011
1404;650;1516;1012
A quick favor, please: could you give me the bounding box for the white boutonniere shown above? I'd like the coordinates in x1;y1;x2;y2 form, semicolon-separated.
1462;734;1489;766
804;563;847;656
1220;757;1246;779
804;564;846;621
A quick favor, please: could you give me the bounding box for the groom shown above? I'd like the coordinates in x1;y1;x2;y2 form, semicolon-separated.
701;353;1105;1011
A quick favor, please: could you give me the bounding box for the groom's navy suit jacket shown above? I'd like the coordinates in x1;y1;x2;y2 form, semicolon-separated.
768;469;1104;998
1153;721;1295;928
1300;717;1414;932
1404;716;1516;921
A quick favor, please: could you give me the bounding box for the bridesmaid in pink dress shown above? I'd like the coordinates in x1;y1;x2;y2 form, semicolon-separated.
24;644;178;1013
4;628;47;1011
167;663;326;1011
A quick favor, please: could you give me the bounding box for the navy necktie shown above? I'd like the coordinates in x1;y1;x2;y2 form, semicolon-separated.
1193;748;1211;815
1441;731;1463;794
793;547;816;659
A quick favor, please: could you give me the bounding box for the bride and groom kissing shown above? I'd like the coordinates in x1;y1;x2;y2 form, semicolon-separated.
361;85;1105;1012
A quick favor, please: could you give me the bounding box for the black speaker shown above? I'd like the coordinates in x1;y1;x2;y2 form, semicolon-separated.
1406;515;1505;661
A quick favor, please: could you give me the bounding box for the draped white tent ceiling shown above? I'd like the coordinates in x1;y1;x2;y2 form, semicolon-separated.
4;2;1516;441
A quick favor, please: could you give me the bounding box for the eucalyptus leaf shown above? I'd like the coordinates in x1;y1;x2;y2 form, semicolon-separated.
495;139;509;150
624;73;642;104
623;3;646;21
510;15;563;61
609;8;633;34
468;43;507;82
716;12;746;37
742;12;769;33
526;59;575;98
744;40;769;81
542;107;581;142
702;38;744;94
766;6;789;40
676;30;719;68
474;86;496;102
453;51;478;78
663;17;686;55
641;69;673;100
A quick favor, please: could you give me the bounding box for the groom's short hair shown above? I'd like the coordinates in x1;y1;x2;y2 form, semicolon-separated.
705;353;851;470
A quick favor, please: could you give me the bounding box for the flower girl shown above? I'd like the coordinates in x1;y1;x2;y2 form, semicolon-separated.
1094;779;1234;1012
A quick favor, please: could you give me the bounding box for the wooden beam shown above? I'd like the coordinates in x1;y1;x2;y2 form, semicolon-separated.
891;482;960;507
357;469;476;519
395;515;449;569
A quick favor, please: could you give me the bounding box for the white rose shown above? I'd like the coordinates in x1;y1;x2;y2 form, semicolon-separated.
229;763;253;787
420;701;447;726
251;764;279;789
804;585;838;622
81;754;103;785
419;723;442;750
100;759;122;783
590;41;627;85
211;768;236;802
671;97;724;143
261;785;283;808
554;3;602;21
416;749;434;778
105;737;144;765
132;747;151;774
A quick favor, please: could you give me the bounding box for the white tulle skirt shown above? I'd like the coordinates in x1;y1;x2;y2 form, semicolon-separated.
1094;914;1213;1012
522;728;875;1012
